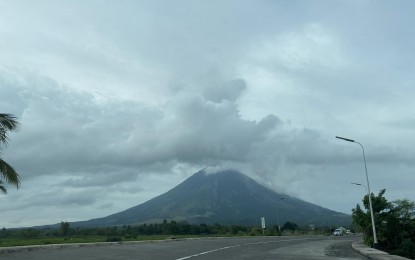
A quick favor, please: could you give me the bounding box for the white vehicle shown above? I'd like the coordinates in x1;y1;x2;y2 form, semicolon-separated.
333;229;343;236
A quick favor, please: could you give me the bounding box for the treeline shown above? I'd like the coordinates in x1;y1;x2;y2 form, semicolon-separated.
0;220;323;241
352;189;415;259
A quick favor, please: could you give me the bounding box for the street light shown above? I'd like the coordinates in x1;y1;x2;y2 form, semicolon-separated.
336;136;378;246
276;197;284;235
351;182;368;194
328;210;336;235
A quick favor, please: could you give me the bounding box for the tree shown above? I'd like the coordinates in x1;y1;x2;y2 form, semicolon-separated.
282;221;298;232
60;221;71;237
352;189;415;259
352;189;391;245
0;180;7;194
0;113;20;193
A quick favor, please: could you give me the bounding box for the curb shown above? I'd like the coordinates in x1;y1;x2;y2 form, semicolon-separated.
352;242;411;260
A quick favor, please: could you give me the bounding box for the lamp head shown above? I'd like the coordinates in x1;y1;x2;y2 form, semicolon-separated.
336;136;355;142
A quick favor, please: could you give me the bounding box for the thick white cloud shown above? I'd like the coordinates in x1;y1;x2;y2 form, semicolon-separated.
1;0;415;227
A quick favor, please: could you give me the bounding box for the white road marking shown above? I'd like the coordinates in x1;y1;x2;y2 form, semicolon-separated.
176;237;317;260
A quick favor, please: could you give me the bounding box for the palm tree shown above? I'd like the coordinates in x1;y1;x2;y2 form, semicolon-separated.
0;113;20;192
0;180;7;194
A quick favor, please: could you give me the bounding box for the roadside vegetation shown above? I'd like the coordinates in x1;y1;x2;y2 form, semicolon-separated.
0;113;20;194
0;220;342;247
352;189;415;259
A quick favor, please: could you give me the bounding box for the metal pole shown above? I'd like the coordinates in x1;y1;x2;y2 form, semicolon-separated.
277;197;284;235
329;215;331;234
355;141;378;245
276;207;280;234
336;136;378;246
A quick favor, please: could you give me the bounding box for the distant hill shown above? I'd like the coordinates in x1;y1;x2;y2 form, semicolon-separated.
72;169;351;227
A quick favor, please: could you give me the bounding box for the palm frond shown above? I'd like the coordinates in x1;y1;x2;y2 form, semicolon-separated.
0;113;19;146
0;180;7;194
0;158;20;188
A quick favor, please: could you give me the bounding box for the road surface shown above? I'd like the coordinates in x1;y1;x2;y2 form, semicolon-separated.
1;235;367;260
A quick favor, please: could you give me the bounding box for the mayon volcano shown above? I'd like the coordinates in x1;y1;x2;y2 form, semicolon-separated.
73;169;351;227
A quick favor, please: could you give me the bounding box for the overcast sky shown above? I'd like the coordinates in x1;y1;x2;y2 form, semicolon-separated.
1;0;415;228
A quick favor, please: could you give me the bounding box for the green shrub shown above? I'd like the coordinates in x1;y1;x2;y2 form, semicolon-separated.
106;236;122;242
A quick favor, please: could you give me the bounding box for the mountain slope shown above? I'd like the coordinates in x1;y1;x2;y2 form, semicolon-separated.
73;169;351;227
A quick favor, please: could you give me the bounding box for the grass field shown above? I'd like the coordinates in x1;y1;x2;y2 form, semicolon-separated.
0;235;179;247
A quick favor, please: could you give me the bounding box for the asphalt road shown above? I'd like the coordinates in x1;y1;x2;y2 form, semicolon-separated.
1;235;367;260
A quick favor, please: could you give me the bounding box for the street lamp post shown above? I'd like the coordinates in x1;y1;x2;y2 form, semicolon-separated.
328;210;335;235
276;208;281;234
336;136;378;246
276;197;284;235
351;182;368;194
329;215;331;234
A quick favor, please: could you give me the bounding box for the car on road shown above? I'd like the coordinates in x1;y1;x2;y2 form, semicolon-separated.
333;229;343;236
